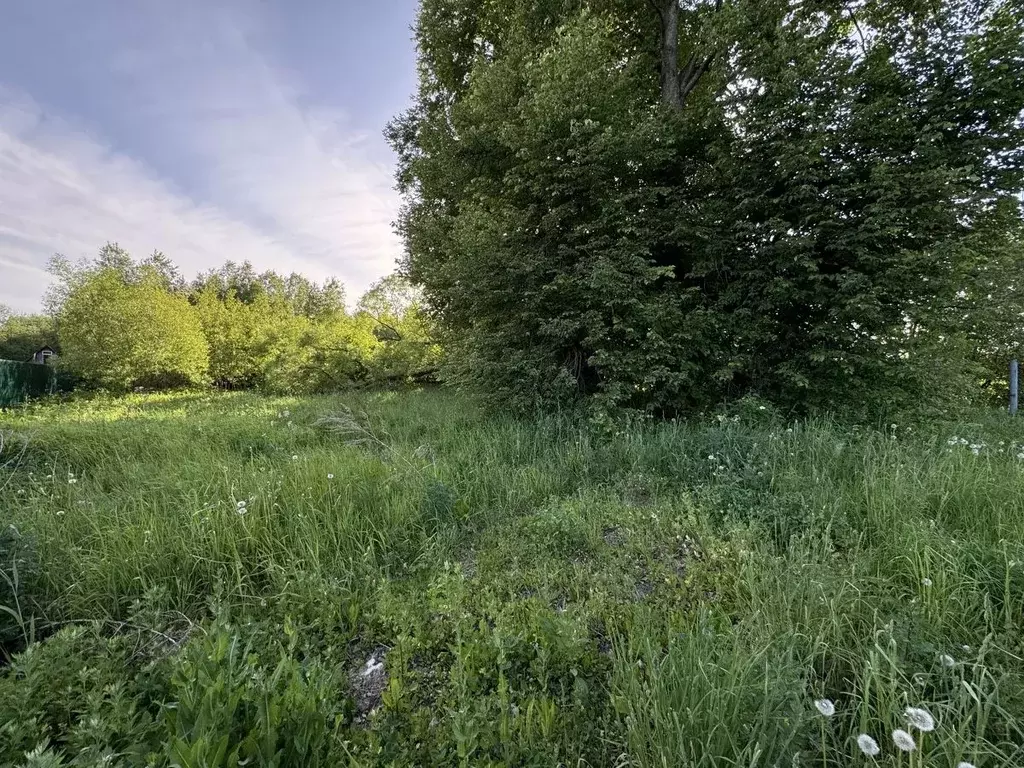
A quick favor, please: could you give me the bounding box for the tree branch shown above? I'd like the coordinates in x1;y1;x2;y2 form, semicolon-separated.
366;313;404;341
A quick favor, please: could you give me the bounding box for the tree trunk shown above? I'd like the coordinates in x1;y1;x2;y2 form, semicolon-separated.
651;0;719;110
657;0;682;109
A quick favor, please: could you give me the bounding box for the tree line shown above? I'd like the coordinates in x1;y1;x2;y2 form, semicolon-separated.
0;244;438;393
389;0;1024;416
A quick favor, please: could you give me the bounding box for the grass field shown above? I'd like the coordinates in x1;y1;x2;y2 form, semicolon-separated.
1;389;1023;767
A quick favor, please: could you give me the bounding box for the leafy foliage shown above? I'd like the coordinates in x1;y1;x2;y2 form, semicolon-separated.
390;0;1024;414
0;313;57;363
32;245;437;394
55;253;209;390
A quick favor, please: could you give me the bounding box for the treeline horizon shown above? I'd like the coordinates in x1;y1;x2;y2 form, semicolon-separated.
0;243;439;394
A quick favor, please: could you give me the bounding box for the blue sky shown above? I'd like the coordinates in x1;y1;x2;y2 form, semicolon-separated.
0;0;419;312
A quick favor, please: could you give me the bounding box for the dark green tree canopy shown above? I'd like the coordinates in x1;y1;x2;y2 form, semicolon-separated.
390;0;1024;414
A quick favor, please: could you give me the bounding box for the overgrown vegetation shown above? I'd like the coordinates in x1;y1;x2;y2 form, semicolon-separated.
2;390;1023;766
1;245;439;394
390;0;1024;414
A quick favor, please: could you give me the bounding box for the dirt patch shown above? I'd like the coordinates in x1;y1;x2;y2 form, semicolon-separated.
349;647;388;723
602;526;627;547
634;578;655;601
459;551;477;579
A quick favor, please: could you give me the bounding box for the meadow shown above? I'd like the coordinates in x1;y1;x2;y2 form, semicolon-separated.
1;389;1023;767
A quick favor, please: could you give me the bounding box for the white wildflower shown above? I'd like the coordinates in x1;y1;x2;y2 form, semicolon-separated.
957;762;977;768
327;474;334;479
921;577;933;587
236;500;246;508
905;707;935;732
856;734;880;757
892;729;916;752
814;698;836;717
291;454;299;460
939;653;956;668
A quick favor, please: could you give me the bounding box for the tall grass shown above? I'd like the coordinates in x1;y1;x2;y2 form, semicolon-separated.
1;390;1023;766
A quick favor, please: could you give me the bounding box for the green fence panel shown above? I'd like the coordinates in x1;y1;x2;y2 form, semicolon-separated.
0;359;56;406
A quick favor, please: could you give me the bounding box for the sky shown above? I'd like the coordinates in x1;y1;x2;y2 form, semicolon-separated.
0;0;420;313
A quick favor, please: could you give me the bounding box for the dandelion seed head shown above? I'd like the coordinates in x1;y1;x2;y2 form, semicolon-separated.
892;729;916;752
814;698;836;717
856;734;880;757
905;706;935;732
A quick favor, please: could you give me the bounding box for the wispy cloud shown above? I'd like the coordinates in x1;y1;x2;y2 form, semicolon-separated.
0;4;403;313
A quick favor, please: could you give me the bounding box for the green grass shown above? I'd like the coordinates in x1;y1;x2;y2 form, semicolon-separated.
1;389;1023;767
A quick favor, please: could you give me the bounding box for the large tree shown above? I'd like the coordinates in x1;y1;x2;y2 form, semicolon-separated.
390;0;1024;414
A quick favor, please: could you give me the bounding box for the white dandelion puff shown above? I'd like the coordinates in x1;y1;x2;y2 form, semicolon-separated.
939;653;956;668
892;729;916;752
921;577;933;587
814;698;836;717
856;734;880;757
905;706;935;732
